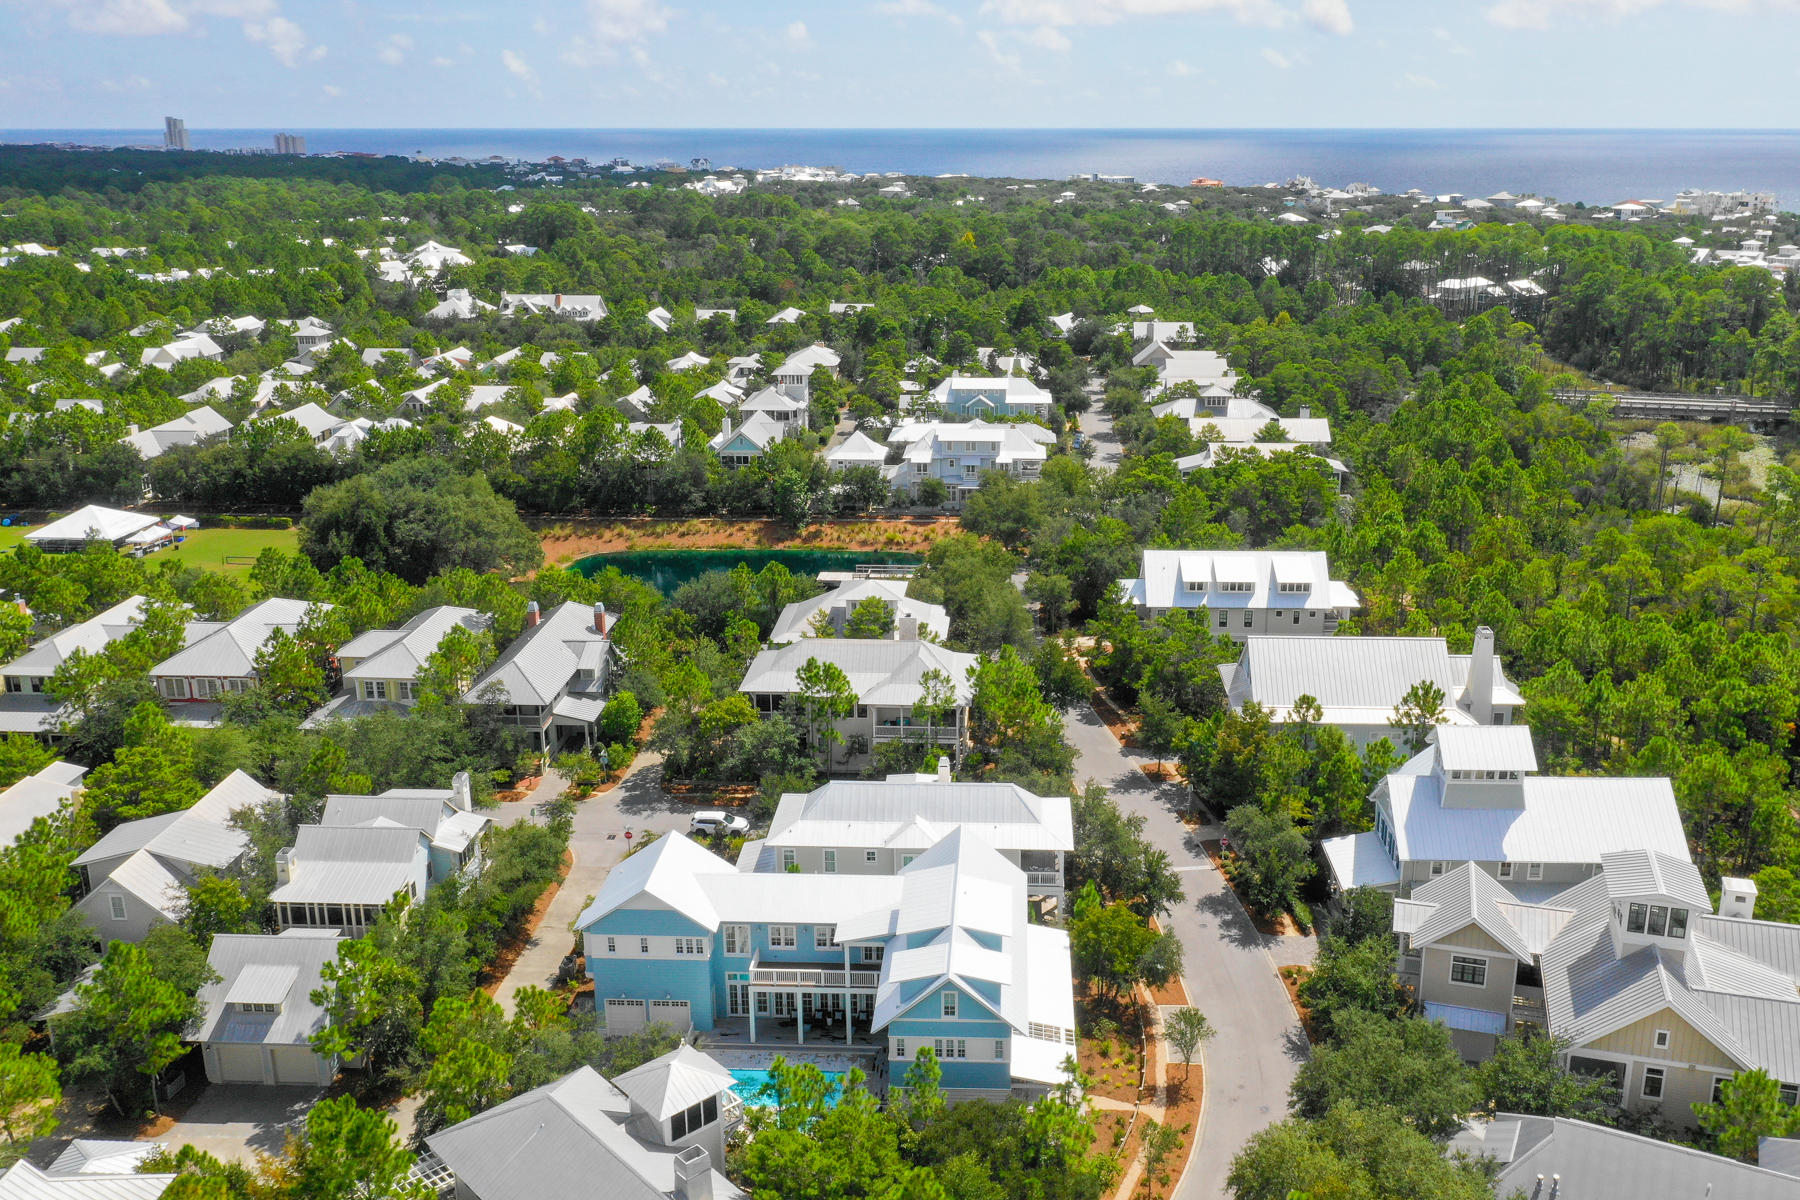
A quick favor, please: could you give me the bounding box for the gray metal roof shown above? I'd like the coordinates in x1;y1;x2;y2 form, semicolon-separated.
1404;863;1540;960
2;596;146;678
0;760;85;846
194;931;344;1047
0;1162;173;1200
1601;848;1713;909
738;639;978;707
426;1067;745;1200
764;778;1072;853
1462;1115;1800;1198
340;606;486;682
612;1044;738;1121
150;597;325;680
72;769;261;871
269;824;427;905
465;601;609;709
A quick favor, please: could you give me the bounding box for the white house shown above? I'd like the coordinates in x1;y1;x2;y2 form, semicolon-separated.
823;430;889;471
885;420;1052;503
139;333;223;369
501;293;608;321
1322;726;1687;898
122;406;233;461
646;306;673;333
1221;628;1524;745
405;240;473;274
738;637;979;769
1117;549;1360;636
427;289;497;320
319;773;490;887
768;578;949;644
271;823;431;935
194;930;345;1086
772;343;841;401
765;306;805;325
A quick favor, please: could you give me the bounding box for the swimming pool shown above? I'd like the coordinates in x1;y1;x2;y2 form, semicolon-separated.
729;1067;845;1108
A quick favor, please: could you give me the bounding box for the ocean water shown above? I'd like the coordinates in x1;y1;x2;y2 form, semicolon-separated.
4;128;1798;206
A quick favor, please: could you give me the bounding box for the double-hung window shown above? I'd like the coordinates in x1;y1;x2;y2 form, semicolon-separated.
1642;1066;1665;1100
1449;955;1487;987
639;937;650;955
605;936;617;954
823;849;837;874
864;850;879;864
724;924;749;955
816;925;838;949
770;925;797;948
934;1038;967;1059
941;991;958;1018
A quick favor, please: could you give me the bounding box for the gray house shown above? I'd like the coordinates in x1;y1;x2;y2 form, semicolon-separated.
195;930;345;1086
463;600;615;752
319;773;491;885
271;823;431;935
425;1055;745;1200
72;770;266;943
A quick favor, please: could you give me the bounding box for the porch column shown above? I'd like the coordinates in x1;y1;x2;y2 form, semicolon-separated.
749;992;757;1044
796;990;804;1044
843;944;852;1041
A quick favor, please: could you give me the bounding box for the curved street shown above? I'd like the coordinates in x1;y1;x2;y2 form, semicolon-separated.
1064;704;1313;1200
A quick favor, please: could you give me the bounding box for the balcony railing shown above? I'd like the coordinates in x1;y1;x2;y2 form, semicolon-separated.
1026;871;1065;889
749;964;881;988
1512;986;1546;1026
721;1091;746;1131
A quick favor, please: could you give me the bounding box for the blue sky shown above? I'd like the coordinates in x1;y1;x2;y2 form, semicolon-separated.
2;0;1799;129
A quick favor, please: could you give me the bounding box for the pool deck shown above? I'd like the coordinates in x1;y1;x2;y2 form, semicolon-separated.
707;1045;888;1094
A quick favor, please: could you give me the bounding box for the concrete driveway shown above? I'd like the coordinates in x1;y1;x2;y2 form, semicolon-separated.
1078;403;1123;471
490;752;697;1013
1063;703;1311;1200
159;1084;320;1163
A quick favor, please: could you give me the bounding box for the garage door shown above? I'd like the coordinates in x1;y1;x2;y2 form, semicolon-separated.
214;1043;265;1084
272;1047;321;1086
647;999;692;1033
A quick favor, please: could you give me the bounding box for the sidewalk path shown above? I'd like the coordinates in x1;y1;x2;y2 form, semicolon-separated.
490;751;689;1013
1063;704;1311;1200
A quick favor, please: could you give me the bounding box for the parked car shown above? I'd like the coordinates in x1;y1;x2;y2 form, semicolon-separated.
689;809;749;834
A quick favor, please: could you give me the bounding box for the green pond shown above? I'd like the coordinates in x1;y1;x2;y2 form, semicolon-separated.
573;548;923;595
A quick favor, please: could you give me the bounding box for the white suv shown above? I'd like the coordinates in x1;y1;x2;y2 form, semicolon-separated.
689;810;749;834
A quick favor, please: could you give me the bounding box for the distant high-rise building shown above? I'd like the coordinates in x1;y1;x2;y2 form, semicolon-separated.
163;116;190;151
274;133;306;156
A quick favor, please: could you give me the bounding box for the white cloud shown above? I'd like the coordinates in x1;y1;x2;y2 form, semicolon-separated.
376;32;411;65
1026;23;1072;47
1432;25;1472;53
977;29;1024;69
501;47;542;96
1167;57;1195;74
1301;0;1352;33
1485;0;1800;28
243;14;320;65
99;72;154;91
1261;46;1291;66
321;83;343;96
875;0;964;23
784;19;812;46
981;0;1353;33
562;0;672;65
1402;71;1439;88
430;54;456;67
38;0;323;66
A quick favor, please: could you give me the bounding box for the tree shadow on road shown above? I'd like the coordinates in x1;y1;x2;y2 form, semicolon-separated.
1280;1023;1313;1064
612;760;685;818
1195;888;1265;951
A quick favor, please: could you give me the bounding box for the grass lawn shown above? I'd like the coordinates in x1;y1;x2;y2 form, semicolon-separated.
0;523;298;576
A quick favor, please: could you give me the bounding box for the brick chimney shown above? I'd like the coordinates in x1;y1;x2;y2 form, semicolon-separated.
525;600;541;628
593;601;608;636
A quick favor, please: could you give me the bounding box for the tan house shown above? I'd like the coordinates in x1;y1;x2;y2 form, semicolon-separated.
1396;850;1800;1127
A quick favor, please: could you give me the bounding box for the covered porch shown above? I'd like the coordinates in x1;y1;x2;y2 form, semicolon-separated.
726;956;884;1046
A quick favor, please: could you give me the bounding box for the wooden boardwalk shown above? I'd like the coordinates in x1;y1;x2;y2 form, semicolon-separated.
1554;389;1792;425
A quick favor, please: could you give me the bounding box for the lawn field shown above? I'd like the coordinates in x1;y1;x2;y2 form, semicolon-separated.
0;523;299;575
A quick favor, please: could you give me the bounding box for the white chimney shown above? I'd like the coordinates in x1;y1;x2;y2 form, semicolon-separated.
1719;876;1758;920
673;1146;712;1200
1299;405;1312;419
450;770;472;813
935;756;951;783
525;600;541;627
275;846;293;886
720;416;731;439
895;616;920;641
593;601;608;636
1464;625;1496;725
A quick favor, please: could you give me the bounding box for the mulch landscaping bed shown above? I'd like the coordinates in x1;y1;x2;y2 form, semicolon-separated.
1201;840;1304;937
1279;965;1316;1041
1141;1062;1205;1200
479;847;574;994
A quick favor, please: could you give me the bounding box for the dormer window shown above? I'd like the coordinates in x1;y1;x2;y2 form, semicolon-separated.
1216;581;1253;593
1185;581;1206;593
670;1095;719;1139
1669;908;1689;938
1627;903;1647;933
1277;581;1309;593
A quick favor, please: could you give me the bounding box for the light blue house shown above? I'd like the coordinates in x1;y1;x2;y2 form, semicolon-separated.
576;827;1076;1100
928;374;1053;420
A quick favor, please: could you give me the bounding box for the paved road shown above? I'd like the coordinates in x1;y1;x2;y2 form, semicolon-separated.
1078;401;1123;471
491;752;693;1013
1064;704;1310;1200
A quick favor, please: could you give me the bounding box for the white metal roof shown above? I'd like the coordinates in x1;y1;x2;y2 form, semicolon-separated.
763;778;1072;854
465;600;609;709
767;580;948;645
1121;549;1360;612
738;639;978;708
0;760;85;846
269;824;427;905
1601;849;1713;909
612;1044;738;1121
195;931;344;1046
1433;726;1539;773
1383;769;1686;866
0;1162;173;1200
150;597;325;680
45;1143;163;1179
72;769;261;872
340;606;487;682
